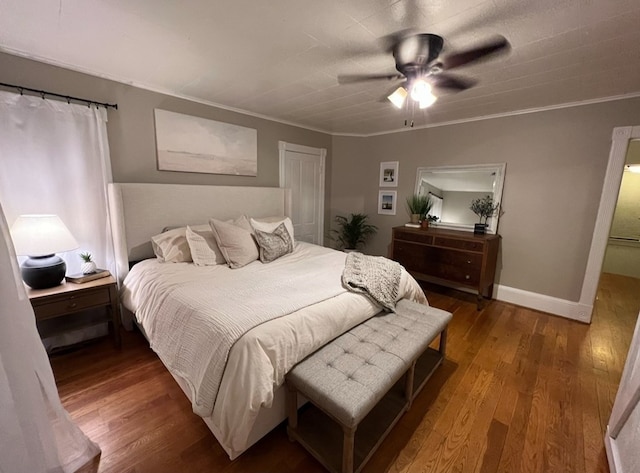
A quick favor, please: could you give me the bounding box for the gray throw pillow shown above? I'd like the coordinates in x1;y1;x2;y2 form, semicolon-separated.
254;222;293;263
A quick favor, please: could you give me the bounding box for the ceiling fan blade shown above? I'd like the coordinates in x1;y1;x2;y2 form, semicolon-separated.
442;35;510;70
430;73;477;91
337;73;404;84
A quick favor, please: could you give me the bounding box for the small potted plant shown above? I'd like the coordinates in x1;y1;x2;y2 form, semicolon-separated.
79;252;97;274
331;213;377;251
470;195;500;234
406;194;433;224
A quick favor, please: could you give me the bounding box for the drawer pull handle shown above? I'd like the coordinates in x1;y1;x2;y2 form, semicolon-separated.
68;302;77;309
467;260;472;264
465;275;470;280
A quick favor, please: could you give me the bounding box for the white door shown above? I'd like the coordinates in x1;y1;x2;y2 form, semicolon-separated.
279;141;326;245
606;312;640;473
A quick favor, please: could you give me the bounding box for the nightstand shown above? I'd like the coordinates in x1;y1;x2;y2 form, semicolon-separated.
27;275;121;348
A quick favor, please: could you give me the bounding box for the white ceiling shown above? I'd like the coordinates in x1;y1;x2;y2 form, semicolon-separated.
1;0;639;136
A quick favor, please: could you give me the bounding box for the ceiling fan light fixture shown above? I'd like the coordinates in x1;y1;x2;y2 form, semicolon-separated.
419;93;437;109
387;86;408;108
410;78;432;102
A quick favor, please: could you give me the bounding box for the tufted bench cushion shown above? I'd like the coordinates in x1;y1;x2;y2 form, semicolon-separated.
286;299;452;473
287;299;451;427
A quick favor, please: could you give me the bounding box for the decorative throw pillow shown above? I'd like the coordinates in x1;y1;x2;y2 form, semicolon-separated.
250;216;295;244
209;218;259;269
253;222;293;263
186;226;226;266
151;227;192;263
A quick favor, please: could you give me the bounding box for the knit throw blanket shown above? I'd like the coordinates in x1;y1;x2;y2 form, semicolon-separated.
342;252;402;312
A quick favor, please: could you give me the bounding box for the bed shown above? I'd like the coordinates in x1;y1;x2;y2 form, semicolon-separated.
107;182;428;460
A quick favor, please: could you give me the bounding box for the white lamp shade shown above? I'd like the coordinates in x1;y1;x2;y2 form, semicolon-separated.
10;215;79;257
387;86;408;109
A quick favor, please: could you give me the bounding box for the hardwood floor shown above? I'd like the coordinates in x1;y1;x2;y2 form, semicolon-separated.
53;273;640;473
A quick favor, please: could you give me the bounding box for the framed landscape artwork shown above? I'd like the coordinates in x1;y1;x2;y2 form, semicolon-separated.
154;109;257;176
379;161;399;187
378;190;397;215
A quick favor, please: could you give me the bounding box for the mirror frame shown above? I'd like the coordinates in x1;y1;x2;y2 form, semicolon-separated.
414;163;506;234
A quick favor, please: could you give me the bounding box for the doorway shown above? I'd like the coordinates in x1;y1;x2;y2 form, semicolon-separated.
579;127;640;323
601;139;640;280
278;141;326;244
593;138;640;335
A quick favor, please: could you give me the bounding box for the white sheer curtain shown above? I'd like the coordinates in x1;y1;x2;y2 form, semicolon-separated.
0;90;114;276
0;202;100;472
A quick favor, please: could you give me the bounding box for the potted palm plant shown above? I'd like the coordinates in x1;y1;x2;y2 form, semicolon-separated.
470;195;500;234
331;213;377;251
406;194;433;224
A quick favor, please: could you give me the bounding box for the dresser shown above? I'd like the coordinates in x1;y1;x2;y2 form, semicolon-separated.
390;226;500;308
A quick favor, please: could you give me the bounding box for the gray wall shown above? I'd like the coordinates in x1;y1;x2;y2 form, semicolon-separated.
4;51;640;302
0;51;332;203
331;98;640;302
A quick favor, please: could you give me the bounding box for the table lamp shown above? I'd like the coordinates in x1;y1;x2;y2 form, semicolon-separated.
10;214;79;289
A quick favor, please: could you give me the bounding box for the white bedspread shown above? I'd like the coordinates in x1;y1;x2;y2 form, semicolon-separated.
121;242;427;458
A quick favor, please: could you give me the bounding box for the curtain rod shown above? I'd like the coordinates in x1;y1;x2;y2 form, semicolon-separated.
0;81;118;110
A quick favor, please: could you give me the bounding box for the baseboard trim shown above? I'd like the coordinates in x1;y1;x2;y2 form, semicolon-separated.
604;427;618;473
495;284;592;323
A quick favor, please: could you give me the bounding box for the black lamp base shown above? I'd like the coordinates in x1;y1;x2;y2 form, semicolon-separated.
21;254;66;289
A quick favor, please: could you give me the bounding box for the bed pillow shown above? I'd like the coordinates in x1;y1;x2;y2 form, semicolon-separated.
253;222;293;263
229;214;254;234
209;218;259;269
151;227;192;263
250;216;295;244
186;226;226;266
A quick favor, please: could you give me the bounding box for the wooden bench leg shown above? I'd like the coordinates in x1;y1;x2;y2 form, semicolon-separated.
286;383;298;442
439;327;448;356
342;425;356;473
405;361;416;409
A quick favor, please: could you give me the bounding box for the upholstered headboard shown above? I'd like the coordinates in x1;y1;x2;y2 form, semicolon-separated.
107;183;292;282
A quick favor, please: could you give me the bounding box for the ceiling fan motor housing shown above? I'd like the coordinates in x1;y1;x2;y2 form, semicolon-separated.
393;33;444;74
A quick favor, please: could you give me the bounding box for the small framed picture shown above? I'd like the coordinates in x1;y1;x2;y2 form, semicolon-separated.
378;190;397;215
379;161;399;187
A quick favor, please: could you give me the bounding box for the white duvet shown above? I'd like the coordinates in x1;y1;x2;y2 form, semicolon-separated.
121;242;426;458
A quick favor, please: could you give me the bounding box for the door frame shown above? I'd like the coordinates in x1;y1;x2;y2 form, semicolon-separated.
580;126;640;322
278;141;326;245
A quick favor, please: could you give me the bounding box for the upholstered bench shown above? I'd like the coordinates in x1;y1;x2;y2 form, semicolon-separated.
286;299;452;473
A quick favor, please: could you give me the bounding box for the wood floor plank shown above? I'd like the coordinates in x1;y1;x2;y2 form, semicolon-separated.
48;273;639;473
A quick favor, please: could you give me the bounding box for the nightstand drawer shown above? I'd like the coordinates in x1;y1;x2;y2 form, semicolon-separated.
32;287;111;320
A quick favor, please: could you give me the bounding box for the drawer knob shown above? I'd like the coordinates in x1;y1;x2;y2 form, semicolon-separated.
467;260;472;264
68;302;77;309
465;275;470;280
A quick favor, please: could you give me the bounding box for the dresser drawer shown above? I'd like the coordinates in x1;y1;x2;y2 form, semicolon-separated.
394;230;433;245
431;248;483;269
423;262;481;287
434;236;484;252
31;287;111;320
393;240;432;274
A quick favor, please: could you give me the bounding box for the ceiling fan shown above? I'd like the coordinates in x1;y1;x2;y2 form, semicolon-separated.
338;32;510;109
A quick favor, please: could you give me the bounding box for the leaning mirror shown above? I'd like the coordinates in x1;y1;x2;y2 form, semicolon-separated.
414;163;506;234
